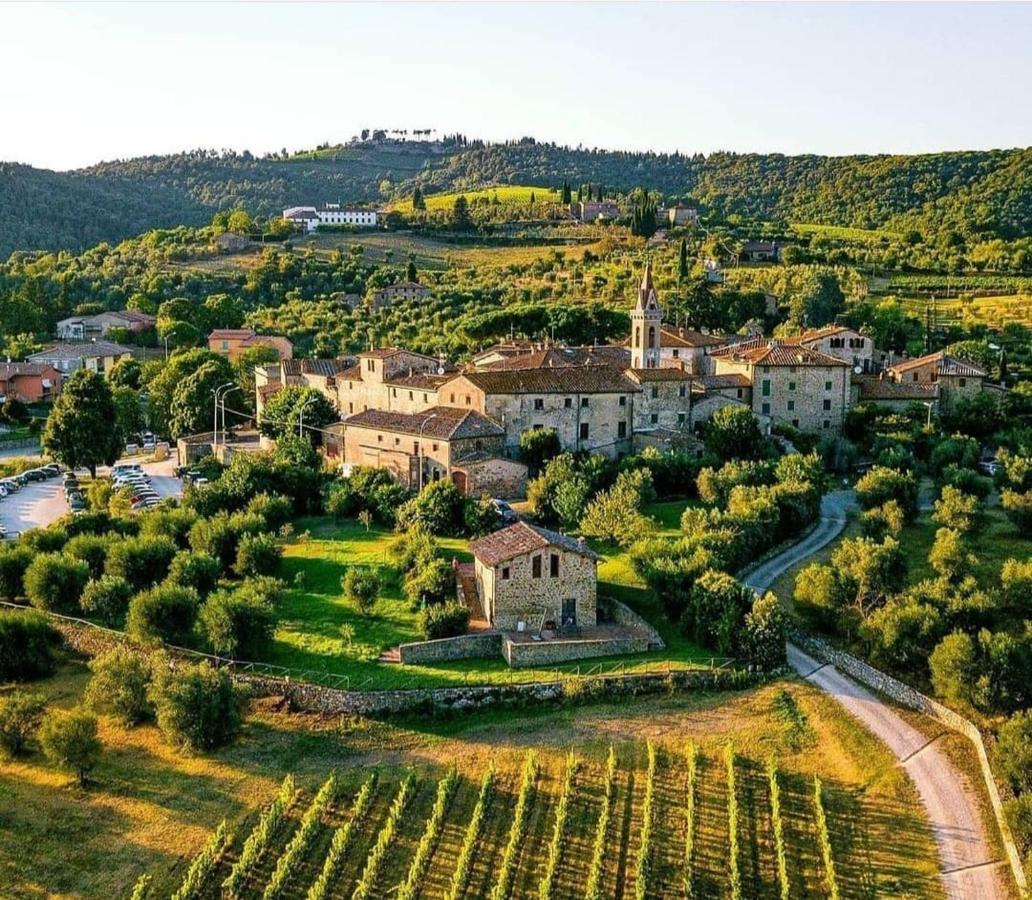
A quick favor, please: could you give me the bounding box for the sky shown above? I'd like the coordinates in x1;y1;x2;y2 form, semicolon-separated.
2;1;1030;170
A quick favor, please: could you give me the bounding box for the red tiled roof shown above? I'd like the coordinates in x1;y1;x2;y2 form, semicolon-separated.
0;363;56;378
456;365;639;395
713;340;848;368
659;327;726;348
698;373;752;390
889;351;986;378
480;345;630;371
345;406;503;441
625;367;694;382
469;521;598;566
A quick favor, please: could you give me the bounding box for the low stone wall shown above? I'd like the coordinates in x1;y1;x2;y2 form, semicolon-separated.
398;632;502;665
792;630;1028;894
502;634;650;668
605;598;666;650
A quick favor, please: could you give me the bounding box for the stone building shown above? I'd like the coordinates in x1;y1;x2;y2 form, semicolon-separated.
438;365;639;458
334;348;452;416
340;406;527;497
710;340;850;432
27;340;134;378
797;325;876;372
884;351;987;412
469;521;599;631
629;261;662;369
625;368;694;433
208;329;293;362
371;281;431;310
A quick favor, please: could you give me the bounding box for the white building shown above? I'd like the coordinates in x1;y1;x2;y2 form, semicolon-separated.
282;203;378;233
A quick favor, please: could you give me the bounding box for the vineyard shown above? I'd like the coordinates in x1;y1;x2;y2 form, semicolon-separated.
898;293;1032;328
887;273;1032;295
143;742;934;900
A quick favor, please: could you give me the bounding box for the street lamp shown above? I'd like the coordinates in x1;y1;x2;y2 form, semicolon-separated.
417;413;437;491
219;386;239;445
212;382;235;446
297;394;319;439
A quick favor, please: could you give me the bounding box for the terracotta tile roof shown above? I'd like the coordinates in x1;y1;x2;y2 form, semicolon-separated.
855;376;939;401
698;373;752;390
29;340;133;361
625;367;694;382
480;345;630;371
889;351;986;378
0;363;56;378
469;521;599;566
344;406;503;441
208;329;257;340
301;358;354;377
384;373;450;390
797;324;860;343
708;335;774;358
713;340;848;368
659;327;727;348
457;366;639;395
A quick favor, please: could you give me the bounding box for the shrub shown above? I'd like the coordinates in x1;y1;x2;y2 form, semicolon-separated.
580;469;656;547
519;427;561;475
245;493;293;532
855;466;918;520
704;404;764;461
149;660;242;751
39;706;101;785
421;603;470;639
64;533;117;579
342;567;379;615
1003;794;1032;857
1001;489;1032;537
404;556;455;606
680;569;755;656
236;575;286;608
995;710;1032;794
940;464;993;499
929;631;978;706
395;478;467;536
0;691;46;757
861;594;945;670
0;609;61;680
19;526;69;554
138;507;199;548
80;575;134;626
0;545;33;600
105;535;177;591
188;511;254;569
199;589;276;658
24;553;89;614
127;583;199;646
168;551;222;599
85;647;153;726
743;592;787;669
391;523;437;573
234;532;281;578
325;467;410;525
1001;558;1032;611
928;527;975;581
860;500;905;540
463;497;500;537
930;435;980;476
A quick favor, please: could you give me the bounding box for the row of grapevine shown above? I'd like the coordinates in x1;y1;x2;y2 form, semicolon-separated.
262;773;339;900
129;874;150;900
767;759;790;900
223;774;297;898
634;741;656;900
683;742;699;900
584;746;617;900
351;772;415;900
813;776;841;900
306;774;377;900
725;744;742;900
446;764;495;900
539;752;578;900
171;820;230;900
490;751;539;900
397;769;458;900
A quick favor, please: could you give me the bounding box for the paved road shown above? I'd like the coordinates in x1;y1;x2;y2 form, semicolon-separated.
746;492;1009;900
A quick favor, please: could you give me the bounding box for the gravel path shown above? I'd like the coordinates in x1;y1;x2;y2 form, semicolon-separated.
746;492;1009;900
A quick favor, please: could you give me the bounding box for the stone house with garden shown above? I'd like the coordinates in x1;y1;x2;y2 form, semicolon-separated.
468;521;599;631
883;351;987;413
340;406;527;497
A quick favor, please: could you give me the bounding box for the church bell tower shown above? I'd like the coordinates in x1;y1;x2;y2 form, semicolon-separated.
630;259;662;369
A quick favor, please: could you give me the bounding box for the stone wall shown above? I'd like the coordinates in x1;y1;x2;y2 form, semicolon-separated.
605;598;666;650
502;634;649;668
455;456;528;500
792;630;1028;894
398;632;501;665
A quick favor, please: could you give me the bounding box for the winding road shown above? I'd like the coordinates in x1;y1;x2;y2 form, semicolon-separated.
744;492;1010;900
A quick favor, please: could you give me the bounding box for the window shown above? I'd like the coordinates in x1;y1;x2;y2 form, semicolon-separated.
450;393;456;402
619;396;627;407
672;349;680;358
367;359;374;372
618;421;627;438
377;435;383;442
550;553;559;577
762;402;771;415
650;413;658;424
825;381;833;391
465;395;472;406
408;391;414;400
823;399;832;411
391;388;397;397
823;419;831;430
580;422;589;440
913;373;919;382
394;437;400;445
678;412;686;426
221;340;229;350
501;566;510;580
432;443;438;451
787;400;795;411
959;378;967;387
423;393;429;403
581;397;589;408
736;388;743;399
792;419;799;428
679;384;686;398
648;326;656;349
763;366;770;374
651;387;659;399
788;381;796;391
532;555;542;578
348;402;353;413
789;366;797;374
634;326;641;347
414;441;419;453
564;397;572;408
534;398;544;410
761;379;771;397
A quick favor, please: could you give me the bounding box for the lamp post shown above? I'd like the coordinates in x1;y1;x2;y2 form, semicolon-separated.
297;394;319;439
219;385;239;445
212;382;235;446
417;413;437;491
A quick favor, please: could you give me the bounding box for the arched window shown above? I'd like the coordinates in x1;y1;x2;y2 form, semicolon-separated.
648;326;655;349
634;326;640;347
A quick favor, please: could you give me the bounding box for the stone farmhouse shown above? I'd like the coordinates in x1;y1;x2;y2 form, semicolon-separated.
56;309;156;341
881;351;988;412
371;281;432;310
667;203;699;226
468;521;599;631
282;204;378;233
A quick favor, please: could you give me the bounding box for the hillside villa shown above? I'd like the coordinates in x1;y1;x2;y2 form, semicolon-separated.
208;329;294;362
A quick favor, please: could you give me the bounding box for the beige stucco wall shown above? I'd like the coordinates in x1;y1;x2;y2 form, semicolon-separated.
476;547;597;631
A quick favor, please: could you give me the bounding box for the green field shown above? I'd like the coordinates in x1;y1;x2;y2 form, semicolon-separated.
0;668;945;899
888;273;1032;295
264;508;712;691
898;293;1032;327
390;185;562;214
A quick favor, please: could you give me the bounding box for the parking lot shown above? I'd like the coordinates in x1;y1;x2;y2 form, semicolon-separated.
0;458;185;538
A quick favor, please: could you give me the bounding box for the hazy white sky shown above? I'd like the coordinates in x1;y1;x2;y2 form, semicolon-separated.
2;1;1030;170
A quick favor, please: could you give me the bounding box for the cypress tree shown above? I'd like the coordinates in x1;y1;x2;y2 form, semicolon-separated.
412;187;425;211
679;238;690;281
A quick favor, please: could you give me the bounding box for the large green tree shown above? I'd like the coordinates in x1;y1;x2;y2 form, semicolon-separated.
42;369;124;476
147;349;232;437
257;385;337;440
168;358;236;440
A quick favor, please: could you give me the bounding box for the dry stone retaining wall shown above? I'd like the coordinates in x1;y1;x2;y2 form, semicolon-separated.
502;634;649;668
398;632;502;664
792;630;1028;894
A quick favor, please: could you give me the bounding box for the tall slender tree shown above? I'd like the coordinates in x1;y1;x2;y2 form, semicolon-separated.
679;238;690;281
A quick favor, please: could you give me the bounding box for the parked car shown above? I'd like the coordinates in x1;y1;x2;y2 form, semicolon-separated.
491;498;519;524
979;459;999;476
40;464;61;478
1;479;20;493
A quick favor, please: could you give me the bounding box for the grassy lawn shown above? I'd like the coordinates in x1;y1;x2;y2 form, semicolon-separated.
266;513;712;690
388;184;561;213
0;667;946;899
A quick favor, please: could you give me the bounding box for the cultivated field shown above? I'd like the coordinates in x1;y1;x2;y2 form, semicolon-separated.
898;293;1032;328
0;672;945;899
389;185;562;214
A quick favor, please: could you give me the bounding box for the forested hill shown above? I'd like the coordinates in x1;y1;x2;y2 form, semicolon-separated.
2;139;1030;258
